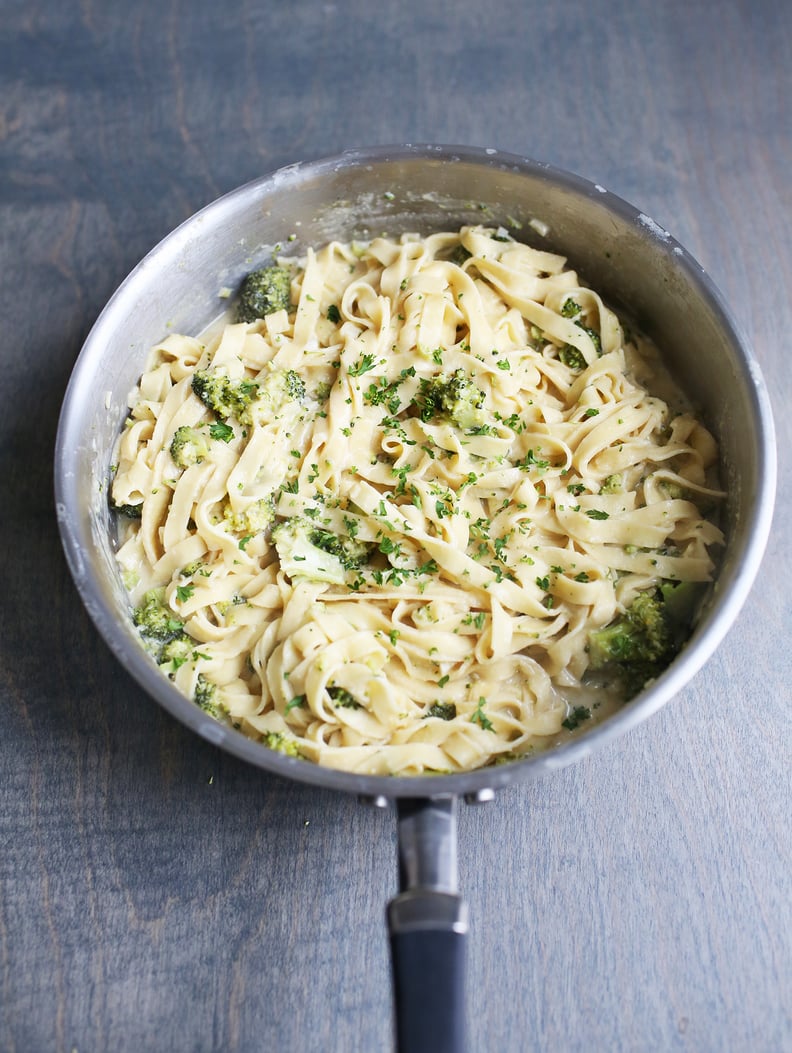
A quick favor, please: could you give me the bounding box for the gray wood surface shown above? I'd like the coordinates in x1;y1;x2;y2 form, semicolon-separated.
1;0;790;1050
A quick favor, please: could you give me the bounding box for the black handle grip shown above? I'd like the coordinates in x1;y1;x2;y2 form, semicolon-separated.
388;889;468;1053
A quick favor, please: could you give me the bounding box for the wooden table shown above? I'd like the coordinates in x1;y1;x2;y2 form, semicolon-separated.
2;1;789;1050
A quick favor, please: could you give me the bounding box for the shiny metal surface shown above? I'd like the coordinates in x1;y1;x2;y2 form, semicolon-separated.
396;799;459;894
54;144;777;799
388;891;468;936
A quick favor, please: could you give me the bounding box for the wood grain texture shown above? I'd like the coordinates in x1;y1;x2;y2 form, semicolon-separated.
0;0;790;1050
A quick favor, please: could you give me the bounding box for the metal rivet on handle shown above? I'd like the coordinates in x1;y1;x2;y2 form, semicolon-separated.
359;794;391;809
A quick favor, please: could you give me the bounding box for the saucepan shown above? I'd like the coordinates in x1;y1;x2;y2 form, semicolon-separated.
54;145;776;1052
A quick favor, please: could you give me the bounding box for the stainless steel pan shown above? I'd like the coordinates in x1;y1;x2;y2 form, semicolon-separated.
55;145;776;1052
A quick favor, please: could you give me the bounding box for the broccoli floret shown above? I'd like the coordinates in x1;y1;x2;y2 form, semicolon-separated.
660;480;688;500
223;496;276;536
424;702;457;721
160;633;195;670
561;298;582;318
121;569;140;591
309;527;371;568
559;345;587;370
600;474;623;494
283;369;306;400
170;425;210;468
560;322;602;370
242;368;307;426
578;324;602;354
180;560;208;578
659;580;706;625
112;501;143;519
193;367;306;429
192;370;259;421
236;266;292;322
417;369;487;429
327;686;362;709
194;674;220;718
588;590;677;693
261;731;302;757
272;518;373;585
246;498;277;531
449;244;472;267
132;589;184;641
589;592;672;666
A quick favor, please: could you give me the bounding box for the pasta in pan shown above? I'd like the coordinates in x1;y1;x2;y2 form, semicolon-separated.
111;226;724;774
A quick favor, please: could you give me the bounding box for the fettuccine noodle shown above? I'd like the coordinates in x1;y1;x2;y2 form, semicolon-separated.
112;226;723;774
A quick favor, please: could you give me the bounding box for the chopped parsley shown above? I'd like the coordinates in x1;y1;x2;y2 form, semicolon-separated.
209;421;234;442
561;705;591;731
348;354;378;377
470;697;494;731
516;449;550;471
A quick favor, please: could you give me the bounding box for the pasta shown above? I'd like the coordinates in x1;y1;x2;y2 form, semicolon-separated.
111;226;724;775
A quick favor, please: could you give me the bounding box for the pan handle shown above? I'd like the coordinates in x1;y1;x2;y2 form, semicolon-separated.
387;798;468;1053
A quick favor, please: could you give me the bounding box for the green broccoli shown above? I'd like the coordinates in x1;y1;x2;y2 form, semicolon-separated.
327;686;362;709
244;368;306;425
272;517;373;585
588;590;677;693
191;370;259;421
559;320;602;371
309;526;372;567
160;633;195;670
577;324;602;355
121;569;140;591
589;591;672;666
180;559;208;578
424;702;457;721
192;366;306;429
223;496;276;536
660;480;689;500
559;345;587;370
112;501;143;519
194;674;220;718
561;298;582;318
449;244;472;267
417;369;487;429
170;425;210;468
132;589;184;641
236;266;292;322
261;731;302;756
659;580;706;625
600;474;623;494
